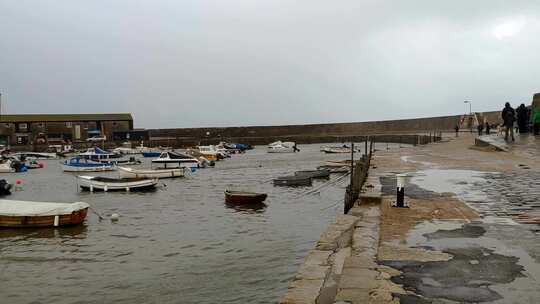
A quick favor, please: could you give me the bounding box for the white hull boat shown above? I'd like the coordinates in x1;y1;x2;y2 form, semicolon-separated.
321;146;354;154
0;160;15;173
118;166;185;179
77;176;158;192
151;151;200;169
267;141;298;153
11;152;58;160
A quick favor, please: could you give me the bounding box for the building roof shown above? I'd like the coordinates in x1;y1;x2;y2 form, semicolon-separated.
0;113;133;123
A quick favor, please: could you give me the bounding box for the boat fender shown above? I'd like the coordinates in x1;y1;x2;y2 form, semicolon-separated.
54;215;59;227
104;185;108;192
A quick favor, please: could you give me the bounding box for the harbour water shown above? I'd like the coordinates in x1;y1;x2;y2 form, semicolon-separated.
0;144;356;304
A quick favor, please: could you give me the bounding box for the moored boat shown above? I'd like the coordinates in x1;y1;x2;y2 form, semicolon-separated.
62;157;116;172
77;176;158;192
321;145;354;154
118;166;185;179
273;175;312;186
11;152;58;160
151;151;199;169
267;141;299;153
0;159;15;173
225;190;268;204
0;199;89;227
294;168;331;179
197;145;220;161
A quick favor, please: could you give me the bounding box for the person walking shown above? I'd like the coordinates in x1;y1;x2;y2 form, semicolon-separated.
485;121;491;135
516;104;529;133
455;124;460;137
477;123;483;136
532;93;540;136
501;102;516;142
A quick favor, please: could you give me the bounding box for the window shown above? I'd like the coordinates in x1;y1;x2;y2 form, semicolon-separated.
18;123;27;131
66;122;72;128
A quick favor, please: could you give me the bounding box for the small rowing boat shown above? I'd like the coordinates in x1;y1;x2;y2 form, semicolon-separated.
225;190;267;204
294;168;331;179
118;166;185;179
321;145;354;154
77;176;158;192
273;175;312;187
0;199;89;227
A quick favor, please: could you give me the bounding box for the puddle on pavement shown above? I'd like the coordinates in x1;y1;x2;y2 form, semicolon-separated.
382;220;539;303
409;169;493;203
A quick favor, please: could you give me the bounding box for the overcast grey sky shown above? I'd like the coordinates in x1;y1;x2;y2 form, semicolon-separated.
1;1;539;128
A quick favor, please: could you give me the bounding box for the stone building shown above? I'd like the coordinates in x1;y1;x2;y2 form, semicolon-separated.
0;113;133;146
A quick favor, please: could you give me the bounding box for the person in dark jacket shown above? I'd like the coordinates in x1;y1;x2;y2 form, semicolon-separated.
501;102;516;141
485;121;491;135
516;103;529;133
477;123;483;136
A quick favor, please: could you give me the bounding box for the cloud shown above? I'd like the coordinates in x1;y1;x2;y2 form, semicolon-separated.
1;0;540;128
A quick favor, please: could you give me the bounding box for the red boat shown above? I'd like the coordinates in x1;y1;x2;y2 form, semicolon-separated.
225;190;267;204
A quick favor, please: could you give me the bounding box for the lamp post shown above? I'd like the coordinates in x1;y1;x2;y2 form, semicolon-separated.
464;101;473;133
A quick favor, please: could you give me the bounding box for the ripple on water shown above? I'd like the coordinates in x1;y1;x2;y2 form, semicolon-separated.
0;143;362;304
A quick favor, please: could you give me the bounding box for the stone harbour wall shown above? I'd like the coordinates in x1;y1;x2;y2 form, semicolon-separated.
281;171;405;304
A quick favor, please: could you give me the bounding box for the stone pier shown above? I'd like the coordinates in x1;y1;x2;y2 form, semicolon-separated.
282;133;540;304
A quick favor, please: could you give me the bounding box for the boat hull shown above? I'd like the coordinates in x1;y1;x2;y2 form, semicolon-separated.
294;169;331;179
78;176;158;192
225;191;267;204
273;176;312;187
0;208;88;227
118;167;185;179
62;164;116;172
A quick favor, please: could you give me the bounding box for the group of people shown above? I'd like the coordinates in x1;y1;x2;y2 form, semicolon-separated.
500;102;540;141
454;99;540;142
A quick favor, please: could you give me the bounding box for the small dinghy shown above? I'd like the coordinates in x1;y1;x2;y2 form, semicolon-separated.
273;175;312;187
295;169;331;179
118;166;185;179
317;165;349;174
77;176;158;192
0;199;89;227
225;190;267;204
62;157;116;172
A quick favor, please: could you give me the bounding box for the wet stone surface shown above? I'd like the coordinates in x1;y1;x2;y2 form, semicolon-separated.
385;247;524;303
380;176;449;200
424;225;486;239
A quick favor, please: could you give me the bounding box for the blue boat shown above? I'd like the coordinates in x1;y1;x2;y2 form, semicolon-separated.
62;157;116;172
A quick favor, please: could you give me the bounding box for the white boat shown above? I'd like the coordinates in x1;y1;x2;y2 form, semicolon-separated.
267;141;298;153
321;145;354;154
118;166;185;179
0;159;15;173
77;176;158;192
62;157;116;172
197;145;220;161
11;152;58;159
151;151;199;169
79;147;120;161
113;142;142;155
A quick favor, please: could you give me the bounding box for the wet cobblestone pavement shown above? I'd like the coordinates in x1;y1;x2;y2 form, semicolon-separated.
475;171;540;227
